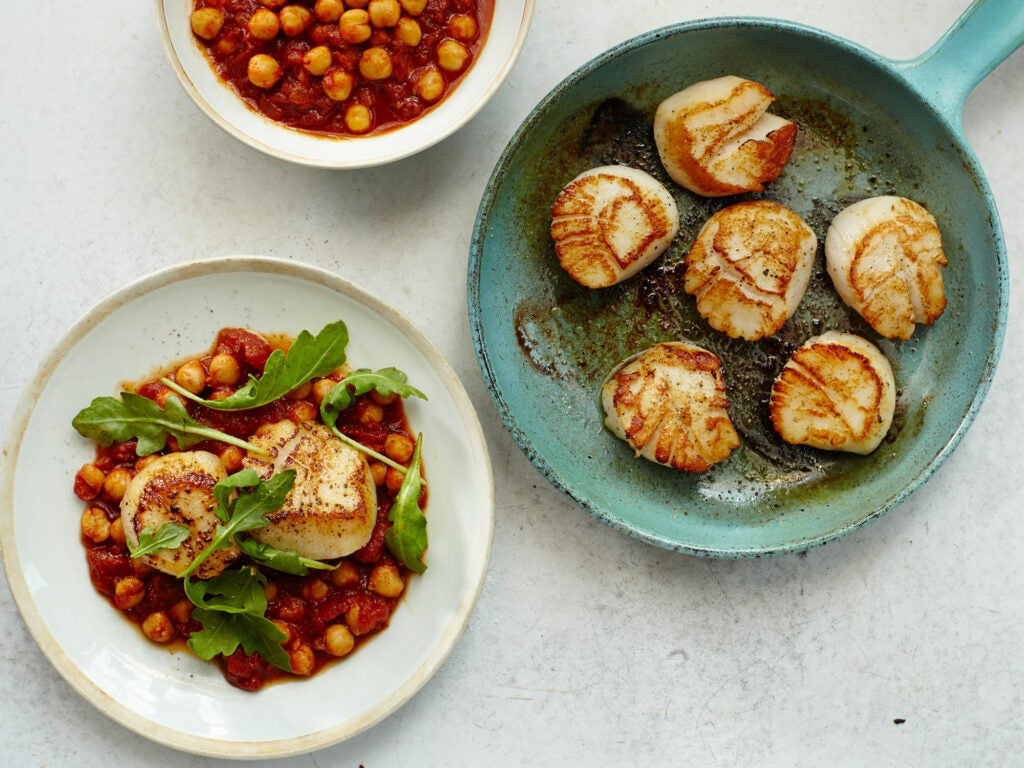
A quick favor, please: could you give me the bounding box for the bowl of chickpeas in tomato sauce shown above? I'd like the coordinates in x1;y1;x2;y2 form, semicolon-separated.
156;0;534;167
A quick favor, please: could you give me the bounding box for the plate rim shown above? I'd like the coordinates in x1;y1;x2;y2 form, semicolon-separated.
0;255;495;757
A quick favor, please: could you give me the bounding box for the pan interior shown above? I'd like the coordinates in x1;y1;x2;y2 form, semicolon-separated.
469;22;1006;556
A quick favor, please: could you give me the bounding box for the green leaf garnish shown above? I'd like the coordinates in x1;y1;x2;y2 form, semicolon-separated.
163;321;350;412
72;392;267;457
384;435;427;574
235;537;336;576
127;523;190;558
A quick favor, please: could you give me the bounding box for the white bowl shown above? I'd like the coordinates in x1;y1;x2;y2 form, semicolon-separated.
155;0;535;168
0;256;494;758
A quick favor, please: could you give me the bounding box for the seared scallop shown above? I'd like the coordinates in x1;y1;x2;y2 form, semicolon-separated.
684;200;817;341
825;196;947;340
550;165;679;288
601;342;740;472
243;420;377;560
653;75;797;197
120;450;237;579
769;331;895;455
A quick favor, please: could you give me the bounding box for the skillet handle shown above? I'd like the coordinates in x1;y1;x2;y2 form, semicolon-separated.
896;0;1024;127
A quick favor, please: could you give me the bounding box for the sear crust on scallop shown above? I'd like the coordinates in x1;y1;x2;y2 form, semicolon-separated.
653;75;797;197
825;196;947;340
601;342;740;472
550;165;680;289
684;200;817;341
120;450;237;579
769;331;896;455
243;419;377;560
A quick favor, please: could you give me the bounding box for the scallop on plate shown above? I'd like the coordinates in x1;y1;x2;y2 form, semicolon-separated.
0;256;493;758
155;0;535;167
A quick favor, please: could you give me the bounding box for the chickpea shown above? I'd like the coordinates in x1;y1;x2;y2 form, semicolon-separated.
370;389;398;406
81;506;111;543
344;104;373;133
75;463;106;500
368;0;401;27
447;14;478;41
289;643;316;675
359;403;384;424
288;400;318;422
134;454;159;472
394;17;422;46
313;0;343;23
437;39;470;72
208;353;241;385
324;624;355;657
413;67;444;102
399;0;426;16
247;8;280;40
369;461;387;487
248;54;284;89
260;0;287;8
131;558;154;578
272;619;293;645
311;376;339;404
219;445;246;473
190;8;225;40
359;47;393;80
142;612;175;643
369;562;405;598
155;389;185;409
329;560;361;588
301;578;329;601
109;516;126;547
103;467;132;503
303;45;333;76
385;465;406;495
279;5;313;37
384;433;415;463
339;9;371;44
286;380;312;400
174;359;207;394
114;577;146;610
214;37;237;56
264;581;280;603
168;598;193;625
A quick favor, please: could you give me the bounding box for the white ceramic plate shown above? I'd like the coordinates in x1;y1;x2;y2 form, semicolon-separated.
154;0;535;167
0;256;494;758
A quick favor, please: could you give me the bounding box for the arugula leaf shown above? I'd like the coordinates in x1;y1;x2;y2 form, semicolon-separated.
127;523;190;558
211;467;262;523
384;435;427;574
72;392;267;457
163;321;350;412
235;536;336;576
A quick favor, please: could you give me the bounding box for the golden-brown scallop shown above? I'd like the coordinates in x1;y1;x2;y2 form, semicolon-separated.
825;196;947;340
243;420;377;559
769;331;896;455
550;165;680;289
600;342;740;472
120;451;238;579
653;75;797;197
684;200;817;341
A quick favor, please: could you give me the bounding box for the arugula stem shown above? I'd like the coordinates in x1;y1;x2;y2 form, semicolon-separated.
327;425;426;485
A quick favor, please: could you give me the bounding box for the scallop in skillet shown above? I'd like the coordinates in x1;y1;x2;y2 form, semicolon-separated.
243;419;377;560
653;75;797;197
120;450;239;579
684;200;817;341
825;195;947;340
550;165;679;288
600;342;740;472
769;331;896;455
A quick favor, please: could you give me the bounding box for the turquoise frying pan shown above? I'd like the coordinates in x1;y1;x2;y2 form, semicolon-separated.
468;0;1022;556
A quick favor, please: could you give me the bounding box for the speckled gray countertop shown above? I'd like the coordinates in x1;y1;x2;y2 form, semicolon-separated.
1;0;1022;765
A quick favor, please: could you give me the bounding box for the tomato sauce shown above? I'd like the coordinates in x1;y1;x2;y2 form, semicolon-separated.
191;0;494;137
74;327;426;691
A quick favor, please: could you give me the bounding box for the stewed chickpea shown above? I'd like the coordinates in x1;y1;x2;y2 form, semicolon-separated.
413;68;444;102
384;433;415;463
248;54;284;89
394;17;422;46
142;612;175;643
369;562;404;598
289;400;319;422
247;8;280;40
174;359;207;394
448;14;478;40
339;9;372;44
279;5;313;37
313;0;343;22
219;445;246;473
81;506;110;543
272;619;292;645
208;353;241;385
399;0;426;16
437;39;470;72
384;465;406;495
345;104;373;133
359;47;393;80
156;389;185;409
109;516;126;547
301;578;330;601
311;376;338;405
368;0;401;27
103;467;132;503
329;560;361;588
75;463;106;499
190;8;224;40
369;461;387;487
359;403;384;424
324;624;355;657
168;599;193;625
303;45;333;76
114;577;146;610
260;0;287;8
322;68;355;101
289;643;316;675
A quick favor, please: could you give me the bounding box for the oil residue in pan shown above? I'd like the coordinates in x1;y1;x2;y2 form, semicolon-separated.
513;95;909;494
